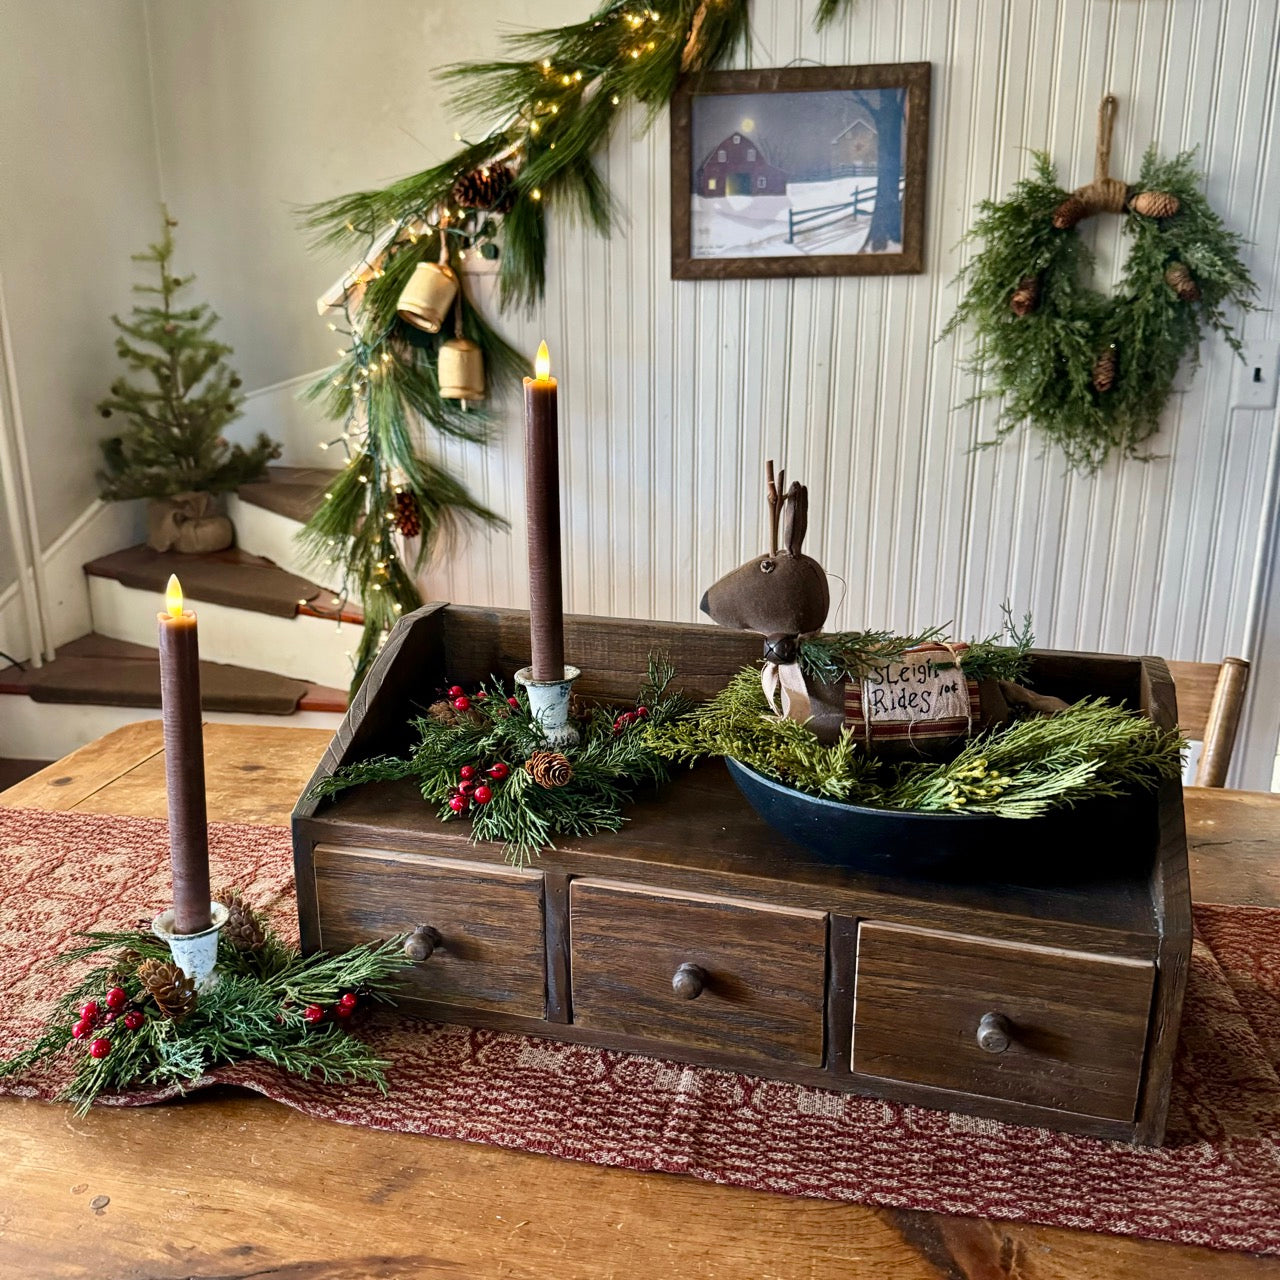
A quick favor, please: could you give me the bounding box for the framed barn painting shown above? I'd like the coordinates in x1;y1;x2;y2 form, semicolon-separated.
670;63;930;279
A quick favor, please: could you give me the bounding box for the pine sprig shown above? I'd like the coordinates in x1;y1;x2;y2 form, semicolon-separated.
0;915;416;1116
944;149;1257;471
648;668;1184;817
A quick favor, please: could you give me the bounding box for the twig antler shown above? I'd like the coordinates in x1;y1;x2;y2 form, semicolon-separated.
766;459;786;553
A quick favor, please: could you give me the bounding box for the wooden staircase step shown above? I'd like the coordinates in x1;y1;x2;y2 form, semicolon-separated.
84;544;360;624
0;635;347;716
236;466;339;524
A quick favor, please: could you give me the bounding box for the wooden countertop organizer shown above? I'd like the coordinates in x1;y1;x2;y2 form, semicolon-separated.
294;603;1190;1145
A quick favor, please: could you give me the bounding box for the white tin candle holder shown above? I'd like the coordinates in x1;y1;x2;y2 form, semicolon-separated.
515;664;581;748
152;901;228;990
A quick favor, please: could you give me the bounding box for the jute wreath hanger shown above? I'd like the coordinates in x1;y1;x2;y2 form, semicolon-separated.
944;94;1256;473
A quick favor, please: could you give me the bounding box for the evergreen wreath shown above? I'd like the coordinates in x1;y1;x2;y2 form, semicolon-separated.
0;895;415;1115
311;655;690;864
298;0;859;689
943;97;1257;472
648;667;1185;819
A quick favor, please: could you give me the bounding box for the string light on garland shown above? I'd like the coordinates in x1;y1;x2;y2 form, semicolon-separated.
298;0;859;691
944;95;1257;472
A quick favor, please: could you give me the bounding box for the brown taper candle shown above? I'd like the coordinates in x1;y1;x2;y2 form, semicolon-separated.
157;574;212;935
524;340;565;681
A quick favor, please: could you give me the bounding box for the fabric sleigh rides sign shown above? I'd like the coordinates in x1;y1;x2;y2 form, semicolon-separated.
846;643;982;756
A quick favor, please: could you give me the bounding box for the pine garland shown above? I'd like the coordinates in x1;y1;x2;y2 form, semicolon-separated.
312;656;689;864
299;0;860;691
943;149;1257;471
648;667;1184;817
0;905;415;1116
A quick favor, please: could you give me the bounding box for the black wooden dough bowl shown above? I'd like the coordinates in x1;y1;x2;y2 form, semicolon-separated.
724;756;1154;880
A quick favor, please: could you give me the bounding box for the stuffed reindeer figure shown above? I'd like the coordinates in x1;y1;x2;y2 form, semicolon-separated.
701;464;1066;756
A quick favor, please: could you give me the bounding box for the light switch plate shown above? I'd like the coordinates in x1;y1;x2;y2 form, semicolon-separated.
1233;340;1280;410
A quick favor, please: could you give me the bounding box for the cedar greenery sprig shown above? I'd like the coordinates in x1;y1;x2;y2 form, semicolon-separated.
943;149;1257;471
312;655;689;864
648;668;1184;817
0;918;415;1116
797;608;1034;686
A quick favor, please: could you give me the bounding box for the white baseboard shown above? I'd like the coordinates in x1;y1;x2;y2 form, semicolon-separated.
0;694;342;762
88;575;356;688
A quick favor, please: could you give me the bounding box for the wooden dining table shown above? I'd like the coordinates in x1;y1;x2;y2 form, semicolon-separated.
1;720;1278;1280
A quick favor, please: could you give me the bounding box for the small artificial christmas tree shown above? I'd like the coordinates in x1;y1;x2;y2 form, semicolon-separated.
97;209;279;504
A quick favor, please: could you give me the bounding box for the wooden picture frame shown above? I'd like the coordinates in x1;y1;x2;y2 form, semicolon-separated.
670;63;931;280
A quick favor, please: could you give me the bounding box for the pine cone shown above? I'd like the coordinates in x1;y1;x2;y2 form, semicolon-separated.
1009;276;1040;317
1131;190;1180;219
451;163;516;214
428;699;483;728
526;750;573;788
219;889;267;953
1165;262;1201;302
392;490;422;538
1052;194;1090;229
137;958;198;1022
1092;346;1118;393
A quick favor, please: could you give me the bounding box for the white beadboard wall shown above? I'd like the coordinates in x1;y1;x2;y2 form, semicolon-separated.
212;0;1280;783
426;3;1278;637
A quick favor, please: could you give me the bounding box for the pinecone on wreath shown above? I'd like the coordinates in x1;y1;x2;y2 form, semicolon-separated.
451;163;516;214
391;490;422;538
1009;276;1040;317
526;750;573;788
1165;262;1202;302
1092;346;1118;393
137;958;198;1022
1052;194;1091;229
1131;190;1181;219
219;889;267;953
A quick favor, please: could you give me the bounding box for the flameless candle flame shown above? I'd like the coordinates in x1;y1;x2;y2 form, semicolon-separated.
166;574;184;619
534;340;552;382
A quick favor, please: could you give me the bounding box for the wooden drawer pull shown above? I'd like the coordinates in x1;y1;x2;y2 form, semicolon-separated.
672;962;707;1000
404;925;443;962
976;1011;1012;1054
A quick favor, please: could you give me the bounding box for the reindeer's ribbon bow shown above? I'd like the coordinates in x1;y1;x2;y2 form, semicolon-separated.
761;660;812;723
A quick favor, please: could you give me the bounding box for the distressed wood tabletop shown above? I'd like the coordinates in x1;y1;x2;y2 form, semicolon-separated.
1;721;1277;1280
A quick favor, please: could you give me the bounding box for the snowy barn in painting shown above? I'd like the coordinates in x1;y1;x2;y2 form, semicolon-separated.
695;132;788;198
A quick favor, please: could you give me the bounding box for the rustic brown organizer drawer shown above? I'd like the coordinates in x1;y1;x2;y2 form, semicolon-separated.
852;921;1154;1121
568;880;827;1066
313;845;546;1017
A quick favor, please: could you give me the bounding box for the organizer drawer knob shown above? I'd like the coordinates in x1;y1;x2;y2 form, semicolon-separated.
976;1011;1012;1054
404;925;443;962
672;962;707;1000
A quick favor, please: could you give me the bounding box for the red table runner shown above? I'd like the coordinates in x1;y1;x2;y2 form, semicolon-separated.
2;804;1278;1255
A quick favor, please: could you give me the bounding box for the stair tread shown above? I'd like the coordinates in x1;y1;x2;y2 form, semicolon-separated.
0;635;347;716
237;465;339;524
84;544;360;624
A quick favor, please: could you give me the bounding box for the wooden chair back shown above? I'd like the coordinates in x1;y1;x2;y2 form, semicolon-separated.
1165;658;1251;787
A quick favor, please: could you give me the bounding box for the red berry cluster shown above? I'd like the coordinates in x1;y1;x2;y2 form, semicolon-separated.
447;760;510;815
302;991;360;1026
445;683;490;713
613;705;650;735
71;986;146;1060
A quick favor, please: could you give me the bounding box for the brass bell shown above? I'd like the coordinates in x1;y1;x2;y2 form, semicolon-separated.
438;338;485;400
396;261;458;333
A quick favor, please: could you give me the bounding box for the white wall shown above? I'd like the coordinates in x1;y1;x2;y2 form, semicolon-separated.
0;0;163;551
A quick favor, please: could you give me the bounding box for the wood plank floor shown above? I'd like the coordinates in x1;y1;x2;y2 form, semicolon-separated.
1;723;1277;1279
